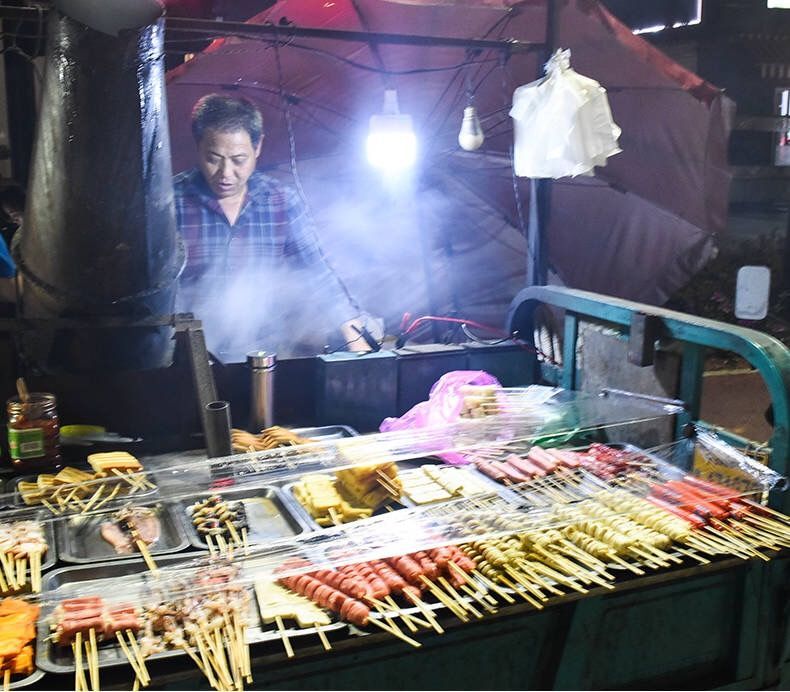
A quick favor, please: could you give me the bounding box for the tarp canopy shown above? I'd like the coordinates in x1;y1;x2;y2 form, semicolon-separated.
165;0;733;336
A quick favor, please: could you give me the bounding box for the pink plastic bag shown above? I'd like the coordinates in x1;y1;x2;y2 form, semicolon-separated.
380;370;501;465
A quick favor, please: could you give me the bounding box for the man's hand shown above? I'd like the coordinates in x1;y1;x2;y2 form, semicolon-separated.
340;317;376;353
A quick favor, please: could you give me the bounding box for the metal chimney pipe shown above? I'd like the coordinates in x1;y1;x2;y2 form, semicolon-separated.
15;0;183;372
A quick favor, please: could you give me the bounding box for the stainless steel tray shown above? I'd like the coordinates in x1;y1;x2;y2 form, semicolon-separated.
0;513;57;596
54;502;189;564
37;556;346;674
282;479;410;530
7;668;45;690
177;485;313;551
397;461;507;506
9;472;158;509
292;425;359;440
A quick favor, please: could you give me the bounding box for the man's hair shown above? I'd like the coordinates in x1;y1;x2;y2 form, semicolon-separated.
191;94;264;147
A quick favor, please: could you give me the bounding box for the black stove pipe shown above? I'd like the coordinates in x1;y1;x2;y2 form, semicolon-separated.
14;0;183;372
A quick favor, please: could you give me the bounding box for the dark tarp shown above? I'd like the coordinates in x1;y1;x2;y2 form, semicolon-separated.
165;0;733;333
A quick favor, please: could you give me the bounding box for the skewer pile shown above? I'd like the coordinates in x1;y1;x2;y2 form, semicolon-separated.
187;495;250;556
0;520;47;593
51;596;145;692
139;565;251;692
399;465;492;505
231;426;314;453
17;453;155;516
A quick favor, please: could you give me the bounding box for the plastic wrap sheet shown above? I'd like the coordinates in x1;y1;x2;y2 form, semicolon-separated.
0;388;680;524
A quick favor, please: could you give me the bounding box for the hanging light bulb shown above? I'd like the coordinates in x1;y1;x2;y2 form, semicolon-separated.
458;105;485;151
366;89;418;172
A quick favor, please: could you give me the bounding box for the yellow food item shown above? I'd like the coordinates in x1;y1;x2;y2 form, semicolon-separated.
87;451;142;475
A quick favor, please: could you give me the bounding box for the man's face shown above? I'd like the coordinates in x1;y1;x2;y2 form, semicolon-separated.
197;127;262;200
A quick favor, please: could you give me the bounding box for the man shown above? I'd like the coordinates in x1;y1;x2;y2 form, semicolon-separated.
173;94;369;359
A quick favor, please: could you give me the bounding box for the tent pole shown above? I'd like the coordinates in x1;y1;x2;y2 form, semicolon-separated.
526;0;558;288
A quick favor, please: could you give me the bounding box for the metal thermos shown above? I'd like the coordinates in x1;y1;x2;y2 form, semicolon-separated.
247;351;276;431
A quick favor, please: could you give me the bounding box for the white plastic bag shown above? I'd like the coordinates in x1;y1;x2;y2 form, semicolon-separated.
510;49;622;179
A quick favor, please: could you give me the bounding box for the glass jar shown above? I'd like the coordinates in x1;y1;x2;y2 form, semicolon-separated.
6;393;62;471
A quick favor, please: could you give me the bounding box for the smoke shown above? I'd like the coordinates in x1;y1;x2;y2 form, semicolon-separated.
178;155;528;362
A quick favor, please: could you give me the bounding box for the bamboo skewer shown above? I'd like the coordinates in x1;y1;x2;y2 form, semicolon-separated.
366;617;422;647
403;591;444;633
419;576;468;621
88;627;100;692
116;633;145;684
74;632;88;692
136;541;158;573
92;483;122;512
315;625;332;650
2;668;9;692
206;534;216;556
275;615;294;658
126;631;149;685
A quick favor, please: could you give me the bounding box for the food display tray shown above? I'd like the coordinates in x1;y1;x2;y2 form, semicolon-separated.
395;460;512;506
177;485;313;551
7;669;45;690
8;472;159;509
54;502;189;564
0;511;57;591
281;478;410;531
37;556;348;674
292;425;359;440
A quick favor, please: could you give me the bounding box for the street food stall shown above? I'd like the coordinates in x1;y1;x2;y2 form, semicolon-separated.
0;1;786;690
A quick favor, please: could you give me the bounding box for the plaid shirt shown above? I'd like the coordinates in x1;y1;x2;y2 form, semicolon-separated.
173;168;356;321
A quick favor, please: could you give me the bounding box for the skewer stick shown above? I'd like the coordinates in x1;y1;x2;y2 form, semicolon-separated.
458;581;497;613
116;633;144;683
503;565;550;601
206;534;216;556
517;561;565;597
40;498;61;515
675;546;710;564
132;676;140;692
125;631;149;685
385;594;430;630
606;551;644;575
211;628;234;690
496;573;544;609
0;565;7;594
419;576;468;621
275;615;294;658
192;632;218;690
403;591;444;634
92;482;122;512
179;643;207;676
15;558;24;589
315;625;332;650
438;576;483;618
74;632;88;692
469;568;516;604
88;627;100;692
83;484;106;512
3;668;9;692
225;522;242;547
366;617;422;647
136;541;158;573
327;507;342;526
241;528;250;555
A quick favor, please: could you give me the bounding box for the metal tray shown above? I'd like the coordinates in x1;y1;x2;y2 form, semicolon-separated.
0;513;57;596
292;425;359;440
9;471;158;509
282;479;410;530
7;668;45;690
37;556;346;674
55;502;189;564
177;485;313;552
397;462;507;506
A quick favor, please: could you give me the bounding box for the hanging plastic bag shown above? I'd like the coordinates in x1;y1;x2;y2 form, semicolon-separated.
510;48;622;179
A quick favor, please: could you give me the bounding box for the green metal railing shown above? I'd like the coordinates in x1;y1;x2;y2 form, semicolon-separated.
508;285;790;511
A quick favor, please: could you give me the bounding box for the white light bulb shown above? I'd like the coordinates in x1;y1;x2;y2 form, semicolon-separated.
458;105;485;151
367;89;418;172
